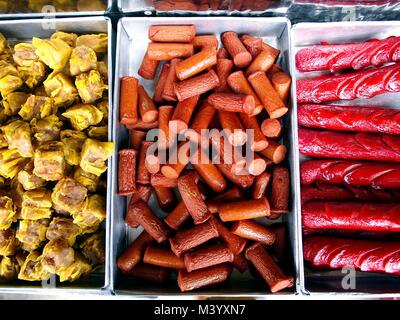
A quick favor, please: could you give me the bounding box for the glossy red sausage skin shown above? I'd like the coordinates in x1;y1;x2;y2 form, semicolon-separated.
303;201;400;232
177;264;232;292
295;36;400;73
245;243;294;293
296;64;400;104
303;236;400;275
300;159;400;188
299;128;400;163
298;104;400;135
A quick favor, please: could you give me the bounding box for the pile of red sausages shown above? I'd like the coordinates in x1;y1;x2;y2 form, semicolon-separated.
116;24;294;293
296;36;400;276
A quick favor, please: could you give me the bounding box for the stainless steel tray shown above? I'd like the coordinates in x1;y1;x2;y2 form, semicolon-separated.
0;0;112;18
291;21;400;297
117;0;290;15
0;16;113;296
111;16;300;298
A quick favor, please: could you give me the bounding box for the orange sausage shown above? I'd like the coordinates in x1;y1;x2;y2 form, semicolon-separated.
138;85;158;123
190;147;227;193
151;172;178;188
158;105;174;149
218;198;270;222
245;243;293;293
162;58;181;101
193;35;219;50
153;63;170;102
137;141;152;185
210;216;246;255
130;130;146;150
178;171;209;224
144;142;160;174
271;72;291;104
120;76;138;125
126;120;158;130
126;199;170;243
227;70;263;115
148;25;196;43
161;141;191;179
176;47;217;80
177;264;232;292
118;149;137;196
217;47;229;59
259;139;287;164
261;118;282;139
174;69;220;101
270;166;289;216
130;185;153;204
164;201;190;230
240;34;263;58
170;95;200;134
147;43;194;61
231;220;276;245
117;231;153;273
153;186;176;211
207;186;243;214
208;93;255;115
183;243;234;272
267;64;283;80
248;71;288;119
138;51;159;80
232;253;249;273
186;101;216;143
126;262;169;284
252;171;271;199
144;245;185;270
214;58;234;93
221;31;252;68
169;219;219;257
238;113;268;151
246;50;276;76
218;110;247;146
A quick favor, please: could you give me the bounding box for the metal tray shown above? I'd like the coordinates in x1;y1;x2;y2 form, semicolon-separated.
291;21;400;297
0;0;112;18
111;16;300;298
0;16;113;296
117;0;290;15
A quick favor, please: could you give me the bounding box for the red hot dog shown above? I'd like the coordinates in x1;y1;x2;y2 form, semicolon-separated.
299;128;400;163
184;243;234;272
218;198;270;222
118;149;137;195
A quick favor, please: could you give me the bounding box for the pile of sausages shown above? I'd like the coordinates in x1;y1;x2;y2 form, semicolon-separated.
116;24;293;293
296;36;400;275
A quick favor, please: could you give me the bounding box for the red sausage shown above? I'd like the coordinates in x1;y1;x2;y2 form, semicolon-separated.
295;36;400;73
303;201;400;232
299;128;400;163
207;186;244;214
231;220;276;245
303;236;400;275
296;64;400;104
126;262;169;284
300;159;400;189
218;198;270;222
298;104;400;135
